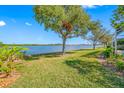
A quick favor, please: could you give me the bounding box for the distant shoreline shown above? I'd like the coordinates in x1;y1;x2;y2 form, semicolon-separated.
3;44;93;46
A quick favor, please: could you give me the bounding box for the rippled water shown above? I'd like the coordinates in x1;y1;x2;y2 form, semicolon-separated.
23;45;94;55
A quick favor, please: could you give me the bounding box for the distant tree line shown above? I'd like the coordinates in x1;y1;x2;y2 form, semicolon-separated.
117;38;124;45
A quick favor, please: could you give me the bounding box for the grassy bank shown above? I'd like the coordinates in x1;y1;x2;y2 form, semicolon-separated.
9;48;124;88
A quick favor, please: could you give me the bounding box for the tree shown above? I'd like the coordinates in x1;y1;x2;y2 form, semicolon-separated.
111;5;124;54
86;21;111;49
99;31;112;47
87;21;106;49
33;5;90;54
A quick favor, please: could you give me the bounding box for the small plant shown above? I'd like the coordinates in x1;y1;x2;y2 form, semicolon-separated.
116;54;123;59
106;58;114;64
103;45;113;58
116;61;124;71
0;46;28;76
0;66;11;76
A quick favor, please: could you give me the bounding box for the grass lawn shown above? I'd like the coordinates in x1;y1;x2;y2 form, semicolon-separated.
9;48;124;88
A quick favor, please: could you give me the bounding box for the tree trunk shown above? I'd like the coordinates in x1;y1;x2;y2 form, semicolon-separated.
62;38;66;55
103;43;106;48
114;31;117;55
105;43;107;48
111;37;114;56
93;43;96;50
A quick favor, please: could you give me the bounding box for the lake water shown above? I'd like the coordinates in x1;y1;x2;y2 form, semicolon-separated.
23;45;94;55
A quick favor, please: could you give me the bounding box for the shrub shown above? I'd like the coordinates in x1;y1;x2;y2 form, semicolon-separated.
116;54;123;59
0;46;28;76
103;46;113;58
0;61;3;67
116;61;124;71
0;66;11;75
106;58;114;64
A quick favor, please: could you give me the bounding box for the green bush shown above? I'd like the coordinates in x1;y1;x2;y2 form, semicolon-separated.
0;46;27;62
0;62;16;76
111;54;123;60
0;61;3;67
116;61;124;71
0;66;11;75
103;46;113;58
0;46;28;75
117;54;123;59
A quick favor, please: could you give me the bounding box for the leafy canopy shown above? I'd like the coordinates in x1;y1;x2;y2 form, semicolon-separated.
33;5;90;39
111;5;124;35
87;20;112;46
87;21;105;43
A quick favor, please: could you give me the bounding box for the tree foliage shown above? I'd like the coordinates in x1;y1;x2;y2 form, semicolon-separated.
99;30;112;46
111;5;124;54
86;20;112;49
86;21;105;49
33;5;90;54
111;5;124;35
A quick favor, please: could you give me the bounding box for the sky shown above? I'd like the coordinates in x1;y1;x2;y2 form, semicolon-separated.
0;5;117;44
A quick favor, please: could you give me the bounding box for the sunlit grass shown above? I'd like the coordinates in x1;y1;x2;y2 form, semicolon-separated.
9;48;124;88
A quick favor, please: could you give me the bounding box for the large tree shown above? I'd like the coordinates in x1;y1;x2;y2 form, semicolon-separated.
33;5;90;54
99;31;112;47
111;5;124;54
87;21;107;49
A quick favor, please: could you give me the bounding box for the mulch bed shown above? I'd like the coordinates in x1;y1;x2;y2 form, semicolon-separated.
0;72;20;88
98;56;124;77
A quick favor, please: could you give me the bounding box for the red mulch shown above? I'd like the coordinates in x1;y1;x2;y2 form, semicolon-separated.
0;72;20;88
98;57;124;77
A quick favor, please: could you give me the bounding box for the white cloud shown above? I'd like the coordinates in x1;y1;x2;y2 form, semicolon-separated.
25;22;32;26
82;5;103;9
82;5;96;8
0;20;6;27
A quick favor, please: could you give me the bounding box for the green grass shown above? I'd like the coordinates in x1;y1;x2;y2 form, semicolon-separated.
9;48;124;88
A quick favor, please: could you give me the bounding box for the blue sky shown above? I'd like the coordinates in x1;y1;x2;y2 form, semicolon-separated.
0;5;117;44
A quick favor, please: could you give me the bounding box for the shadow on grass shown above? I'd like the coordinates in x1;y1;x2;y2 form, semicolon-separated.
81;50;101;58
24;51;76;61
65;59;124;87
65;59;100;74
24;55;40;61
73;49;93;52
